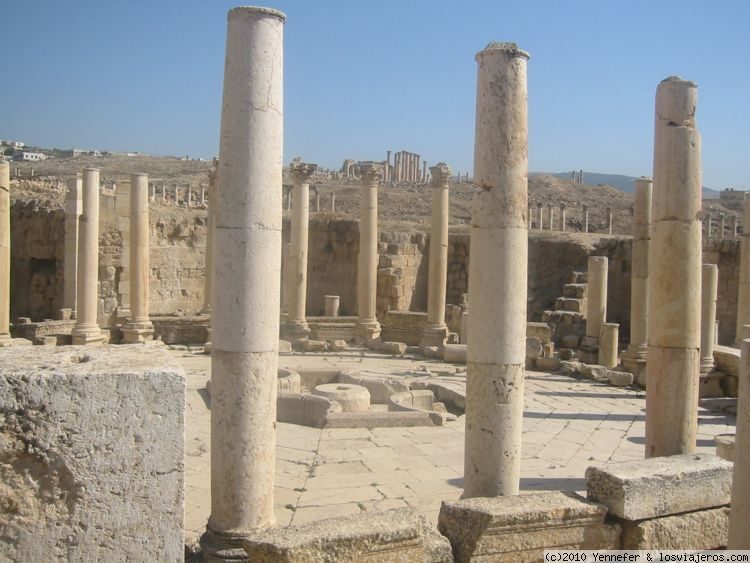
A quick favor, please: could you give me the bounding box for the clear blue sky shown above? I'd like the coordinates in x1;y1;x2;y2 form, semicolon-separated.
2;1;748;189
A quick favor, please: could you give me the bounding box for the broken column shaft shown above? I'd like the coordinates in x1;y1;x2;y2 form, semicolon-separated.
646;76;702;457
201;7;285;560
464;42;529;498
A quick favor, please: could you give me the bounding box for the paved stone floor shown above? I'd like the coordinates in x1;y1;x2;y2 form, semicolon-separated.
179;348;736;542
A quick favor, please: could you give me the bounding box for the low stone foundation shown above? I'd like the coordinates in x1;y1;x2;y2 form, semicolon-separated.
0;344;185;562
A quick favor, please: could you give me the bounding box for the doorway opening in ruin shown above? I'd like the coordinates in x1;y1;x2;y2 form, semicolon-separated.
27;258;57;321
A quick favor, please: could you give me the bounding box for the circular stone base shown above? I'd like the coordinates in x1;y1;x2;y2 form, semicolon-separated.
312;383;371;412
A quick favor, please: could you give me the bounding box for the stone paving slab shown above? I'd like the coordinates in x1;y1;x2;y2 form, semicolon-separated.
177;349;736;542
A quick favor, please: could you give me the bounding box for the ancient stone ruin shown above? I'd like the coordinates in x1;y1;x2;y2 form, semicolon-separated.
1;5;748;562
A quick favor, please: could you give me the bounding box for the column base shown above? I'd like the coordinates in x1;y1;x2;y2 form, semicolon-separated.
115;307;132;325
122;321;155;343
199;527;250;562
0;333;32;347
699;370;724;398
621;353;648;387
354;319;381;346
71;326;106;346
700;357;716;375
578;336;599;364
420;324;448;349
204;328;213;355
281;319;311;345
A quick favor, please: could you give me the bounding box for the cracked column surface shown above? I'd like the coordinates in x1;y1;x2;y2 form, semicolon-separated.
284;162;317;342
585;256;608;342
63;174;82;317
622;178;652;377
728;337;750;546
200;7;285;561
646;76;702;458
122;173;154;342
421;163;452;348
71;167;104;345
464;42;529;498
700;264;718;374
354;162;383;345
737;199;750;343
0;159;10;342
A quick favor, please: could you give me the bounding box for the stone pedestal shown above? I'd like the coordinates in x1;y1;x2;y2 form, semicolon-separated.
464;42;529;498
122;173;154;343
622;178;652;382
728;337;750;547
354;163;383;345
283;162;317;342
71;167;105;346
646;76;702;458
585;256;608;344
598;323;619;369
737;199;750;344
324;295;340;317
200;7;285;561
63;174;82;318
421;163;451;349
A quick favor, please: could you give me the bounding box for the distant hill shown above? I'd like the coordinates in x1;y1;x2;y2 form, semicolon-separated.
533;171;720;198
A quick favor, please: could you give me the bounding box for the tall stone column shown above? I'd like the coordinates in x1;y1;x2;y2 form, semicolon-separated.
700;264;718;374
421;163;451;348
545;204;553;230
559;203;566;231
122;173;154;343
115;181;132;322
731;214;738;239
201;185;206;206
585;256;608;342
385;150;391;182
63;174;83;318
71;167;105;345
728;336;750;547
646;76;702;458
622;177;652;380
331;192;336;212
0;159;11;343
536;202;543;230
607;206;613;234
201;7;285;560
737;199;750;344
283;161;317;342
719;213;726;240
464;42;529;498
582;204;589;233
354;162;383;344
162;183;167;202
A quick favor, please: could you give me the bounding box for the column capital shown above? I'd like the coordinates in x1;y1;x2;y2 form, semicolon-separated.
430;162;452;187
358;162;384;185
290;161;318;184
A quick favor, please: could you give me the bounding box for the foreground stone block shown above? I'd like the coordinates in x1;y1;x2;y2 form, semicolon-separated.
0;345;184;562
438;491;619;562
621;507;729;549
586;454;732;520
244;507;452;562
715;434;735;462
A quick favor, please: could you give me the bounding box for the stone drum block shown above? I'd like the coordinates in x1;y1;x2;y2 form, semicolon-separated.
0;345;185;562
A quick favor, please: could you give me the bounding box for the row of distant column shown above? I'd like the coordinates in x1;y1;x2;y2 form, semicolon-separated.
388;150;428;184
147;183;207;208
64;168;153;344
529;202;610;234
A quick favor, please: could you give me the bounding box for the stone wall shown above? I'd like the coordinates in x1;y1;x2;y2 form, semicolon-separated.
0;345;184;561
9;203;741;345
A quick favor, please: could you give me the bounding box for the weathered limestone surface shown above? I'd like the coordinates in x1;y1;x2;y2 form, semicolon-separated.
438;491;620;562
586;453;732;520
464;42;529;498
243;507;452;562
736;199;750;343
621;507;729;550
71;167;105;345
622;178;651;379
63;174;82;316
0;345;184;562
202;7;285;560
598;322;619;369
646;76;702;457
0;159;10;342
728;338;750;547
